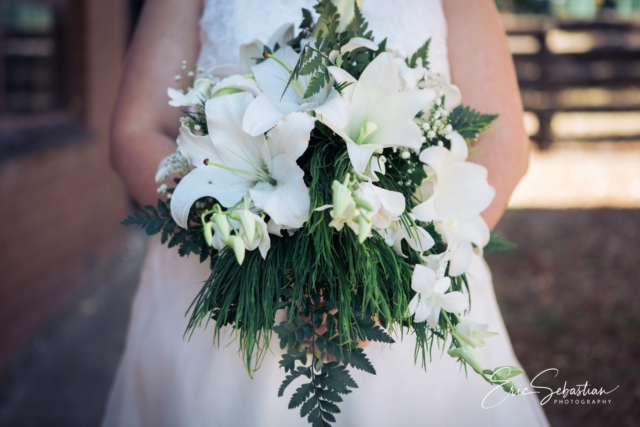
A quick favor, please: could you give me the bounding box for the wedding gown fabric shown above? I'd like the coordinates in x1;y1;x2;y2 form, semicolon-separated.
103;1;549;426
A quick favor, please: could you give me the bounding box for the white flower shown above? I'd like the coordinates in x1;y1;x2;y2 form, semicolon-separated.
329;37;379;64
381;223;435;257
448;345;484;375
170;92;315;230
209;23;295;78
394;57;427;91
408;264;468;328
327;52;436;174
421;73;461;112
243;46;348;136
155;150;191;182
357;182;405;230
455;319;498;348
412;132;495;275
167;79;214;107
210;74;261;98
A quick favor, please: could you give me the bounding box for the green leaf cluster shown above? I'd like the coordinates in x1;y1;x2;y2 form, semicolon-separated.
448;105;498;140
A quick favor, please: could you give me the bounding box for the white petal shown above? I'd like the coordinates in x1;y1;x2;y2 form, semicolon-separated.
405;226;436;253
419;146;451;176
426;305;441;328
208;64;243;79
447;240;474;277
436;291;468;314
313;89;349;129
434;162;495;221
176;126;215;166
243;92;299;136
252;46;300;102
345;140;380;174
250;155;309;228
340;37;379;54
444;83;462;111
411;264;437;295
266;111;315;160
267;23;295;51
448;131;469;163
433;277;452;294
415;298;434;324
170;168;218;228
211;75;262;97
454;215;491;248
327;66;357;100
239;39;264;74
349;53;400;129
206;92;272;171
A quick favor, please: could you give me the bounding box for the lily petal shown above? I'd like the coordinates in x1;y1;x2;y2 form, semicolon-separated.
170;167;217;228
313;89;349;129
250;154;310;228
266;111;315;160
242;92;299;136
176;126;215;166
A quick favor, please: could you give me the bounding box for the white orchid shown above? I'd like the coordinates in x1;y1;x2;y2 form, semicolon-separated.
358;182;405;230
412;132;494;275
243;46;348;136
381;222;435;257
209;23;295;79
408;264;468;328
455;320;498;348
327;52;436;174
170;92;315;230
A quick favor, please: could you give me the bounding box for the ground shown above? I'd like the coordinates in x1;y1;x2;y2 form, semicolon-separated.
0;209;638;426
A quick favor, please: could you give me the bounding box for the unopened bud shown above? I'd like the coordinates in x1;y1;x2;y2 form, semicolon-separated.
222;235;246;265
203;221;213;246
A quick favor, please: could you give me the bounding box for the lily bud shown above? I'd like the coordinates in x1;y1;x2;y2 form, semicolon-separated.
203;221;213;246
448;345;483;375
223;235;246;265
357;215;372;243
353;195;374;212
332;180;352;219
211;213;231;240
230;209;256;243
491;366;523;380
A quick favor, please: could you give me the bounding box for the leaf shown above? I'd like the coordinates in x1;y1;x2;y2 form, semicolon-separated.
449;105;498;140
358;325;395;344
484;232;517;253
289;382;314;409
319;399;341;414
321;410;337;423
278;370;303;396
407;39;431;69
300;8;313;29
345;348;376;374
300;394;318;417
303;68;330;99
316;389;343;403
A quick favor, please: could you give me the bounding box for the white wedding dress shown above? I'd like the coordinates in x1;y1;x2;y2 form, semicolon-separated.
103;1;549;426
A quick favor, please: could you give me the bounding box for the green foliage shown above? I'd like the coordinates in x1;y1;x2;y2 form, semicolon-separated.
484;232;517;252
449;105;498;140
406;38;431;69
121;199;213;263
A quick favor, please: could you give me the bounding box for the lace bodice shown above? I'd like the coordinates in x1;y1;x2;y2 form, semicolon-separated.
197;0;450;80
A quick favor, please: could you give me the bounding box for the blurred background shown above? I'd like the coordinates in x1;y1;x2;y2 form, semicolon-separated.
0;0;638;425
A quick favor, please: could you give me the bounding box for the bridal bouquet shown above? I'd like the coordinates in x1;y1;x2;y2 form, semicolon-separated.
124;1;523;424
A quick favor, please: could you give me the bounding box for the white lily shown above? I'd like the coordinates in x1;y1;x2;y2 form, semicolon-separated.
358;182;405;230
209;23;295;78
455;319;498;348
168;79;215;107
210;74;261;98
327;52;436;174
243;46;348;136
382;222;435;257
412;132;494;275
408;264;468;328
170;92;315;230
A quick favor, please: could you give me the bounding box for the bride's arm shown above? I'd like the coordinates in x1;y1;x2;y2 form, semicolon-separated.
110;0;203;206
443;0;529;229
